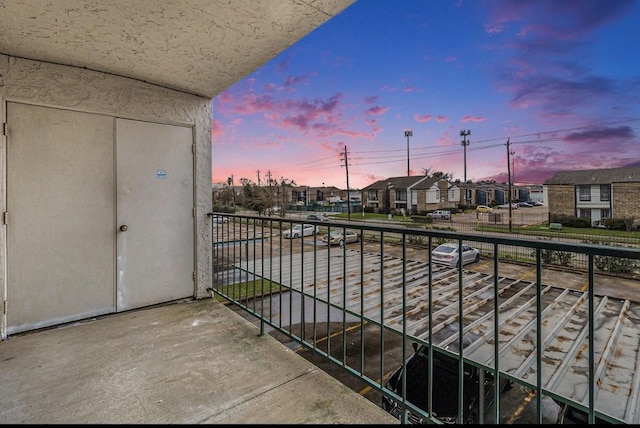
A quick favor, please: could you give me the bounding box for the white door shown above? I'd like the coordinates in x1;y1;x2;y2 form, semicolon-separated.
115;119;194;310
5;104;195;335
6;103;115;334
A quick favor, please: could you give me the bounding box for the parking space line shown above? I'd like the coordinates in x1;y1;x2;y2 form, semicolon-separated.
504;389;536;424
518;267;537;281
292;321;368;352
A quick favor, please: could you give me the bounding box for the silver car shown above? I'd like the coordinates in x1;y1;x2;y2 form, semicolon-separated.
322;229;359;246
431;242;480;267
282;223;318;239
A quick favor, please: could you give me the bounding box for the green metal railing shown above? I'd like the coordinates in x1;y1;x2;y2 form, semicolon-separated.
209;212;640;425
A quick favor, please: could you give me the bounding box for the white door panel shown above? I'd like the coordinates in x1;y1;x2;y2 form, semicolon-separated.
6;103;115;334
115;119;194;310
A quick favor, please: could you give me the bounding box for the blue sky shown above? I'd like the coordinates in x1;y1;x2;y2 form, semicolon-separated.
212;0;640;190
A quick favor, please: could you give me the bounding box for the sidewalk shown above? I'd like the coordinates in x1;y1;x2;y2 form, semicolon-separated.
0;298;398;424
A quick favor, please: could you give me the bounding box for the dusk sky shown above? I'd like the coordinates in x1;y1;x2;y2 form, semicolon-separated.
212;0;640;190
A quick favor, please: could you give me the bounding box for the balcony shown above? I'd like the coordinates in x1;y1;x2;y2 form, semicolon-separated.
211;213;640;424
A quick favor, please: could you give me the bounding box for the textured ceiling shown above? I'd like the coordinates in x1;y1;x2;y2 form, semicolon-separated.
0;0;354;98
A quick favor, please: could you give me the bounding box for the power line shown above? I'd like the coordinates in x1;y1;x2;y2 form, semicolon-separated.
350;118;640;155
237;118;640;182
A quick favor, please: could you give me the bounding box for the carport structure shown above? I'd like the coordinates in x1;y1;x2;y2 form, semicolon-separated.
234;242;640;424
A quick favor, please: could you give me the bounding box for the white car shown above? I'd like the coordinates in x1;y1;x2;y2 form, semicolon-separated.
431;242;480;267
282;223;318;239
498;203;518;209
211;215;229;223
306;213;330;222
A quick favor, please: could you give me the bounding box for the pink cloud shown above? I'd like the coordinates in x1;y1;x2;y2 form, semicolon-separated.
366;105;389;116
253;140;284;150
363;95;378;104
460;116;486;123
436;115;448;123
403;86;415;93
212;119;223;138
414;114;432;123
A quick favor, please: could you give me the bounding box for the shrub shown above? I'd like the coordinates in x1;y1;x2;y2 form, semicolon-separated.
549;214;591;228
585;239;640;275
536;238;574;266
410;215;433;224
603;217;636;231
407;234;426;246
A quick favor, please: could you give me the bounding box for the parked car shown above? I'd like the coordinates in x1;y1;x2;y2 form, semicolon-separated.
593;220;607;229
431;242;480;267
282;223;318;239
322;229;359;246
498;203;518;209
382;343;514;424
517;201;533;208
529;200;543;206
211;215;229;223
306;213;330;222
476;205;494;213
426;210;451;220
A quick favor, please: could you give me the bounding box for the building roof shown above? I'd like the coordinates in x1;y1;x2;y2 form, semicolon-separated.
362;176;431;191
0;1;354;99
544;167;640;185
412;177;443;190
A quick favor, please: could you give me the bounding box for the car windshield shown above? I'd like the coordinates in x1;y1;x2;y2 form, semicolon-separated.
434;245;455;254
329;230;343;237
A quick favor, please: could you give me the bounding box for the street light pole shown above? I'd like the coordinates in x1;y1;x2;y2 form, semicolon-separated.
460;129;471;204
405;130;413;176
506;139;513;232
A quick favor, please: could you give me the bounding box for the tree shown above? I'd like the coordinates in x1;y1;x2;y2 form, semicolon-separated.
240;176;296;216
278;177;296;217
421;168;454;180
240;179;268;215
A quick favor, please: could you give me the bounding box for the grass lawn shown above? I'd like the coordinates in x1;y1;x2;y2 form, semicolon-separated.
212;279;283;303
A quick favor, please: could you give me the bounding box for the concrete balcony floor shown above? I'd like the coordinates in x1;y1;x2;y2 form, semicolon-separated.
0;298;398;424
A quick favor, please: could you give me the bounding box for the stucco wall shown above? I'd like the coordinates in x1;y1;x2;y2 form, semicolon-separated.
0;55;213;335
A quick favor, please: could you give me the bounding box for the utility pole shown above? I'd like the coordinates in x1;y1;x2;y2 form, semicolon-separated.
267;170;273;214
510;150;515;185
460;129;471;204
256;169;261;187
405;130;413;176
506;138;513;232
343;145;351;220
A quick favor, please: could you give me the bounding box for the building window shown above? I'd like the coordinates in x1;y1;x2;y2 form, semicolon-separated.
600;184;611;202
368;190;378;201
578;185;591;201
579;208;591;219
396;189;407;201
601;208;611;219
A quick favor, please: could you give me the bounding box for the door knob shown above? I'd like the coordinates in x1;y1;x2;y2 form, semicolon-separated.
120;225;128;232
